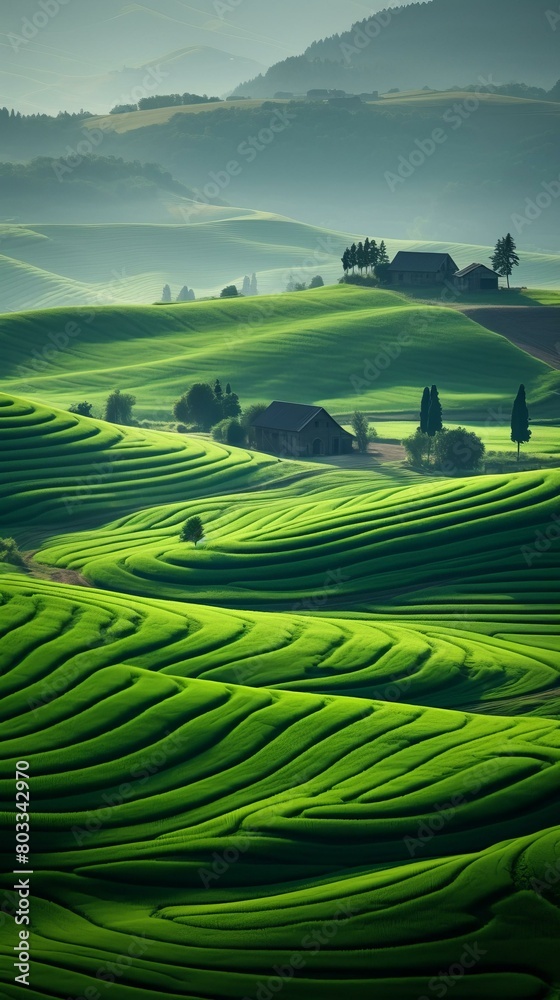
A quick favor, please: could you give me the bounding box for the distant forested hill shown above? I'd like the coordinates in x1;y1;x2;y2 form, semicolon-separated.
232;0;560;97
0;155;196;223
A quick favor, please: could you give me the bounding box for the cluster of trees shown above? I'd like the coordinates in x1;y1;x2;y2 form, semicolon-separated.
161;284;196;303
111;94;221;115
69;389;137;425
404;382;531;472
286;275;324;291
341;239;390;276
490;233;520;288
174;380;241;433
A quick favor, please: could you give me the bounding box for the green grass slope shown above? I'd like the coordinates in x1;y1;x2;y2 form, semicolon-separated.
0;573;559;717
0;393;299;530
2;287;558;420
37;467;560;623
1;573;560;997
1;216;559;315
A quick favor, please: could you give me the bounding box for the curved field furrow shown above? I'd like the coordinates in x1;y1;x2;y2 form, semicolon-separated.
1;594;560;997
36;469;560;622
1;576;559;718
0;394;299;528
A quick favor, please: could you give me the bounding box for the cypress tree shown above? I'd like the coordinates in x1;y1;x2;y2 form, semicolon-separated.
427;385;443;437
349;243;358;273
511;384;531;461
364;238;371;274
420;387;431;434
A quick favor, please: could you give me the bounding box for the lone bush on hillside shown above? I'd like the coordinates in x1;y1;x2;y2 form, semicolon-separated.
403;429;431;467
212;418;246;447
220;285;238;298
351;411;377;454
69;401;93;417
0;537;25;568
180;516;204;545
434;428;485;474
104;389;136;425
174;383;220;431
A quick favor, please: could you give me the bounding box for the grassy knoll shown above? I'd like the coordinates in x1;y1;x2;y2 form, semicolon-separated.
36;466;560;623
2;287;558;421
1;218;559;315
1;570;560;997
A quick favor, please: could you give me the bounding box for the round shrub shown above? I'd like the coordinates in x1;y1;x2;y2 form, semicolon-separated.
212;418;246;447
176;424;188;434
434;428;485;474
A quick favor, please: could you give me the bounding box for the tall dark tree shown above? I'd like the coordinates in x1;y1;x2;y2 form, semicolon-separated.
356;242;366;274
511;384;531;461
427;385;443;437
377;241;390;265
364;238;371;274
341;248;351;274
491;233;520;289
214;379;223;400
349;243;358;274
222;392;242;418
226;382;232;394
367;239;379;271
419;387;431;434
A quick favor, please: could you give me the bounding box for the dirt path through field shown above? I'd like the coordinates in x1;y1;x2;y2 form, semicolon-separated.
456;306;560;368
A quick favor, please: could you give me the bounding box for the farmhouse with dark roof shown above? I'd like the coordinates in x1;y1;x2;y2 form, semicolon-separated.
387;251;501;289
453;263;500;291
251;401;354;457
387;252;459;286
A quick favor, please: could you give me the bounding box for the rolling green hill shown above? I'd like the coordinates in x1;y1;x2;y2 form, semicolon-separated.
1;383;560;997
36;467;560;621
1;575;560;999
2;287;559;422
1;217;559;315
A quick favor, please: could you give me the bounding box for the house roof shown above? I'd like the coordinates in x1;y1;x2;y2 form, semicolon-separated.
454;262;500;278
252;401;353;435
388;252;459;272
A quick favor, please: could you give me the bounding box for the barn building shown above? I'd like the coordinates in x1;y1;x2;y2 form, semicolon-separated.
387;251;459;286
251;402;354;457
453;263;500;291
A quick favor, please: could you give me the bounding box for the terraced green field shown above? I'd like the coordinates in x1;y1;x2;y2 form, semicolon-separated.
0;393;301;531
1;215;559;315
2;286;559;421
1;396;560;998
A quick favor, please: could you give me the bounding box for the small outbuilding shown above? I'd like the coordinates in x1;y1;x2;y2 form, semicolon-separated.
387;251;459;286
251;401;354;457
453;263;500;291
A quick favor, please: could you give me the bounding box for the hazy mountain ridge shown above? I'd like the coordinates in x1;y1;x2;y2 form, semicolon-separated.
232;0;560;96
